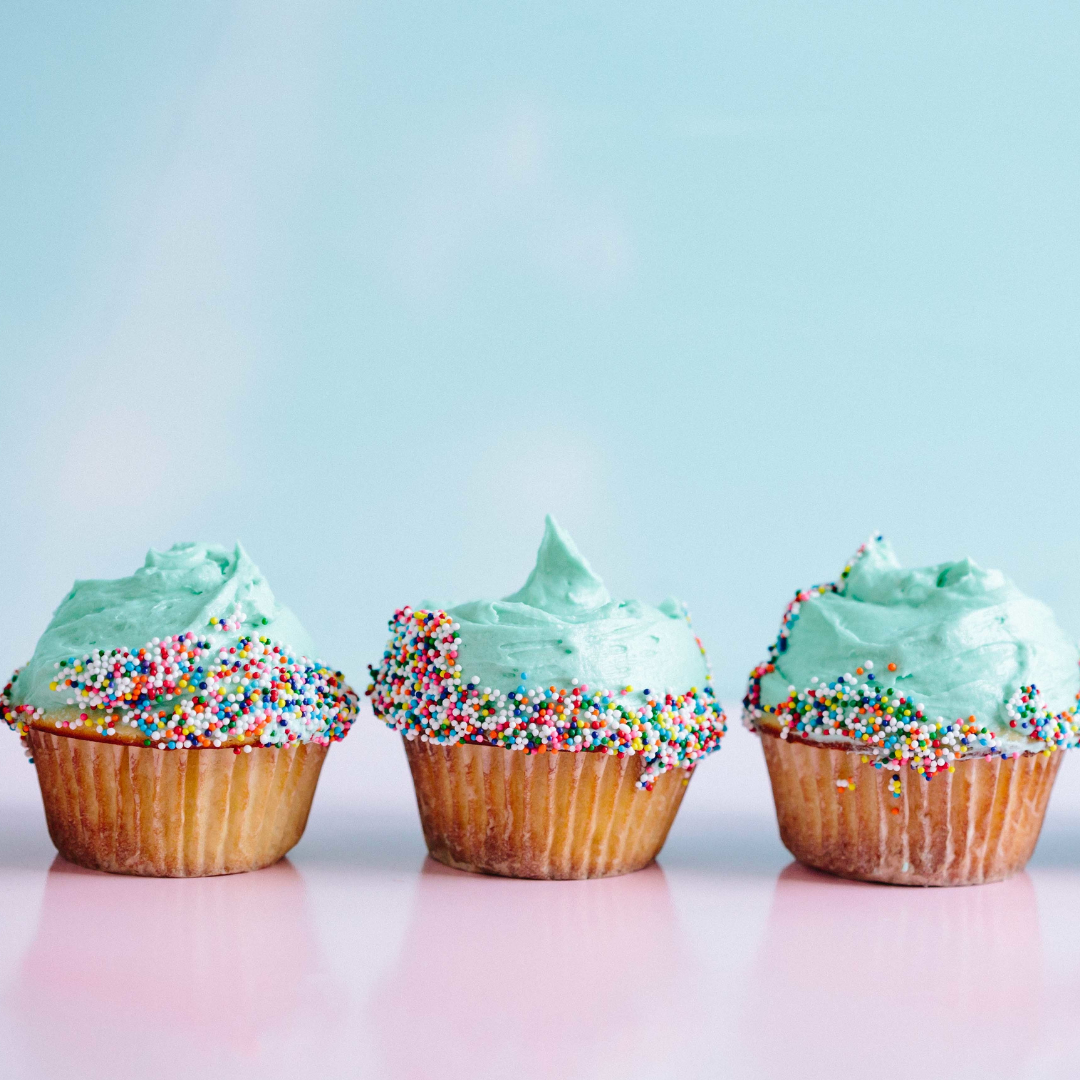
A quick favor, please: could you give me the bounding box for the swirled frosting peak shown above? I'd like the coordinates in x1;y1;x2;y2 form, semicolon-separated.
503;517;611;614
745;537;1080;765
446;516;709;702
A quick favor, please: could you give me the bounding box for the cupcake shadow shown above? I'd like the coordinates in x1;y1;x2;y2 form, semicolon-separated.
10;855;333;1079
745;861;1042;1079
370;857;689;1079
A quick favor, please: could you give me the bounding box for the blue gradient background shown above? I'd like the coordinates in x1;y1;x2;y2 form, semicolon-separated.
3;2;1080;812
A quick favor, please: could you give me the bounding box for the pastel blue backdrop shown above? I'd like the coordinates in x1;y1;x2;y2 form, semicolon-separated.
3;1;1079;816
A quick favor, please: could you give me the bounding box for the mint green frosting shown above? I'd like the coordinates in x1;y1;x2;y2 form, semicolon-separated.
445;516;709;703
757;538;1079;748
10;543;316;711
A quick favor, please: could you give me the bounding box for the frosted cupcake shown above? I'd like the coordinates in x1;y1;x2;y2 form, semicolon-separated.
744;536;1080;886
2;543;357;877
368;516;726;879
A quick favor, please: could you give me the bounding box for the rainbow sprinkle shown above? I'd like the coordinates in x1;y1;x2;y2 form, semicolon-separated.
2;634;358;751
367;607;727;789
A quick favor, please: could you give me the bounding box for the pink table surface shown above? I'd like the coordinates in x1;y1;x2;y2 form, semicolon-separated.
1;803;1078;1080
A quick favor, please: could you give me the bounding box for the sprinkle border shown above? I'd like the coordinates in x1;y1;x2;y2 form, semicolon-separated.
3;632;358;754
367;607;727;790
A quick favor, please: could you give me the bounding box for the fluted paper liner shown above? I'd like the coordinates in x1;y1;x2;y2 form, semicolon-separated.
28;728;327;877
760;732;1061;885
403;738;690;879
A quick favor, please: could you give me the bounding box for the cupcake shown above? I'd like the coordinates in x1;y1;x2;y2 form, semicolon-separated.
744;536;1080;886
1;543;358;877
367;516;726;880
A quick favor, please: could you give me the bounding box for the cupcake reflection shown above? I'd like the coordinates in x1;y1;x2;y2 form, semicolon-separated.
14;856;329;1080
372;858;686;1080
748;863;1041;1080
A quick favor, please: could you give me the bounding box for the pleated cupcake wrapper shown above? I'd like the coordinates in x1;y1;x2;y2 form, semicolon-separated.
403;738;690;880
760;732;1061;886
28;728;327;877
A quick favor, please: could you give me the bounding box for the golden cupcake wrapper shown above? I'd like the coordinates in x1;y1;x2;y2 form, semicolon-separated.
760;731;1061;885
28;728;327;877
402;737;690;880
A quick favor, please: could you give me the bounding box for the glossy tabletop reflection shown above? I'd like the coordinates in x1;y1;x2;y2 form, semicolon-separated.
3;804;1080;1079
